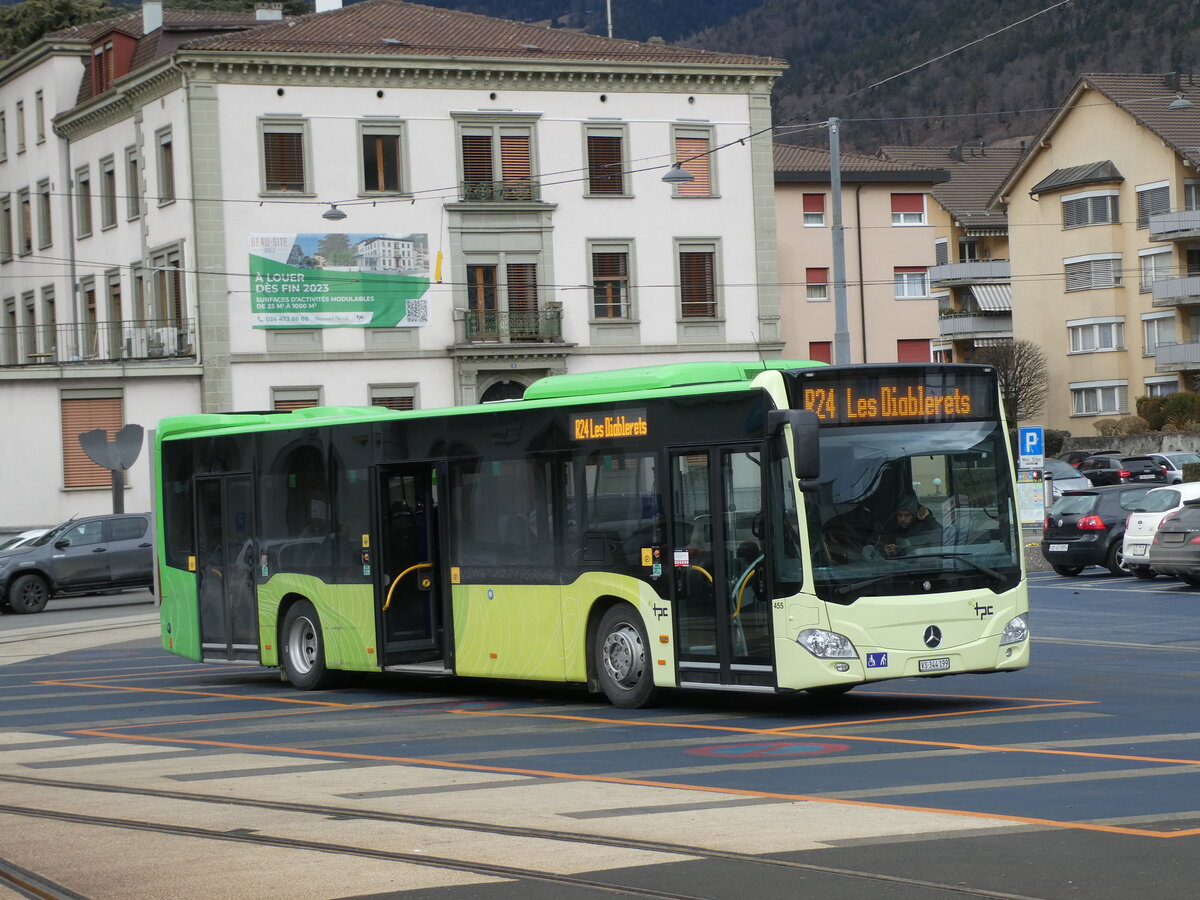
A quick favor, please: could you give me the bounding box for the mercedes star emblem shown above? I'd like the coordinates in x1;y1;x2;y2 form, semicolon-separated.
923;625;942;648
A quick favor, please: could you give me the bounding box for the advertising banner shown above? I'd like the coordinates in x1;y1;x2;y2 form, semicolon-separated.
250;233;431;328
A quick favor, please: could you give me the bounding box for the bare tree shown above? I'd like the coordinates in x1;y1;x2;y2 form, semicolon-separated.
970;339;1048;425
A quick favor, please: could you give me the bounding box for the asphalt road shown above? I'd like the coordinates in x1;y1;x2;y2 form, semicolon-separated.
2;572;1199;899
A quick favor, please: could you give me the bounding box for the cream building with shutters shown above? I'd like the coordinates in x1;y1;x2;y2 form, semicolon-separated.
0;0;784;530
995;73;1200;431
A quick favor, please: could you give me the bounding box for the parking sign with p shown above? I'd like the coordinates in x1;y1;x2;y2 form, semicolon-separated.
1018;426;1044;469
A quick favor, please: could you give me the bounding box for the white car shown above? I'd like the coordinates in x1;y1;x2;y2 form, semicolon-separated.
1148;452;1200;485
0;529;47;552
1122;482;1200;578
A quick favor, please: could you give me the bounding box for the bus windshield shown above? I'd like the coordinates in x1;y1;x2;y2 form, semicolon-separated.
806;420;1020;603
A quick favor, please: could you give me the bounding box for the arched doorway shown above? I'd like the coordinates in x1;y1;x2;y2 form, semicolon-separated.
480;380;526;403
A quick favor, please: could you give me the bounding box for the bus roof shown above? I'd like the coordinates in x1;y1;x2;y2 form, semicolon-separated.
155;359;825;441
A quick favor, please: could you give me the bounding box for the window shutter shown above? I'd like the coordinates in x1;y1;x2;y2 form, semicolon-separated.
62;396;122;488
461;134;493;184
897;339;931;362
263;132;305;192
1065;261;1089;291
1062;198;1084;228
805;267;828;284
20;199;31;253
802;193;825;213
808;341;832;363
1137;186;1170;227
891;193;924;213
592;251;628;318
935;241;949;265
674;136;711;196
371;394;414;411
587;135;623;194
506;263;538;312
500;135;531;198
679;251;716;317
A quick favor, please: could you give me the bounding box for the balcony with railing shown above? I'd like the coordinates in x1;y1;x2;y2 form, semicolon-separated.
0;318;196;368
458;180;541;202
1155;341;1200;373
1151;274;1200;307
462;308;561;344
937;310;1013;339
928;259;1011;287
1149;208;1200;242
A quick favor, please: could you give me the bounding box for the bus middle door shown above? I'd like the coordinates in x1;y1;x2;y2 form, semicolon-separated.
376;464;445;669
669;446;774;690
194;474;259;663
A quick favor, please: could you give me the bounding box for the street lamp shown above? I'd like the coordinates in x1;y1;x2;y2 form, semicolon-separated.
322;204;347;221
661;164;694;184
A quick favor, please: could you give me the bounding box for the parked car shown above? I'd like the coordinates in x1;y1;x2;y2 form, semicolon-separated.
0;513;153;615
1043;458;1091;497
1041;485;1158;576
1078;454;1167;487
0;529;48;552
1057;449;1119;468
1121;483;1200;579
1147;500;1200;587
1146;452;1200;485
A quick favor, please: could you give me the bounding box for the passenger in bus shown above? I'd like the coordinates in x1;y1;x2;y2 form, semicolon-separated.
881;497;939;558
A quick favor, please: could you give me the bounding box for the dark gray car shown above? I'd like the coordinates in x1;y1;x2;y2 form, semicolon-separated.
0;513;153;614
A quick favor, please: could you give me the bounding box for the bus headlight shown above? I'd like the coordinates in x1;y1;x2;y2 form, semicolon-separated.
1000;614;1029;645
797;628;858;659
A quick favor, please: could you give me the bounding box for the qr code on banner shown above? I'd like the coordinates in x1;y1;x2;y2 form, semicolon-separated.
406;298;429;324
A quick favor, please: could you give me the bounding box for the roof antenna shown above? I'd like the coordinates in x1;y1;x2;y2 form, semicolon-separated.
751;330;766;367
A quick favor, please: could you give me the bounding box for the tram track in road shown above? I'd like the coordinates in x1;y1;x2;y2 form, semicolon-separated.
0;855;88;900
0;773;1044;900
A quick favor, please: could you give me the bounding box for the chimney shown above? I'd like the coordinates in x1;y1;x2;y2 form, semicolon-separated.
142;0;162;34
255;2;284;21
315;0;343;12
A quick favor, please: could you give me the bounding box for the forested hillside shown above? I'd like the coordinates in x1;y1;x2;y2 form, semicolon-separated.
4;0;1196;152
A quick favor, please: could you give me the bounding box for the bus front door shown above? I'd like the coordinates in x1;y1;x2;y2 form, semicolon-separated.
377;465;444;667
669;447;774;690
195;474;260;663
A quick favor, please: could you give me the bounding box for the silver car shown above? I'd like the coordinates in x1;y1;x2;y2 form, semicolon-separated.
1043;457;1091;497
1148;452;1200;485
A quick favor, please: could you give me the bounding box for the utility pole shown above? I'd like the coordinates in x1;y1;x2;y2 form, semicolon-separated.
829;117;851;365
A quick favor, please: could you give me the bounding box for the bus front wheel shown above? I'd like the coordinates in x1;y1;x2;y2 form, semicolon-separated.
281;600;336;690
596;605;658;709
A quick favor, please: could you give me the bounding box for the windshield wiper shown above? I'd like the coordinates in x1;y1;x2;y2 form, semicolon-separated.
830;553;1004;598
900;551;1004;579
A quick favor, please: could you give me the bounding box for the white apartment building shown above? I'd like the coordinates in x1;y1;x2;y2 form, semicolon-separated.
0;0;784;529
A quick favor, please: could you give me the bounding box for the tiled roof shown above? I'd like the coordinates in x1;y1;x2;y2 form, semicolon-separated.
880;145;1022;227
184;0;784;67
1083;73;1200;167
773;143;948;183
48;11;263;43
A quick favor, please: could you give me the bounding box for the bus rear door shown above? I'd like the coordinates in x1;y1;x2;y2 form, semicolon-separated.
669;446;774;691
376;464;446;669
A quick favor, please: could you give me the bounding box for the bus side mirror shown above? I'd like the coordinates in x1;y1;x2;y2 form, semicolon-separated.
768;409;820;492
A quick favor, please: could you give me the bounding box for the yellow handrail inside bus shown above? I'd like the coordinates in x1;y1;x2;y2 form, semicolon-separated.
734;568;756;617
382;562;432;611
691;565;712;583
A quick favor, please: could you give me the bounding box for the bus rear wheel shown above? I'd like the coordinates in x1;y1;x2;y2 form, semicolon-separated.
596;604;657;709
281;600;336;690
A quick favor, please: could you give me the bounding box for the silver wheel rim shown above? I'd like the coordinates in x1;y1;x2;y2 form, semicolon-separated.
602;623;645;689
287;614;319;675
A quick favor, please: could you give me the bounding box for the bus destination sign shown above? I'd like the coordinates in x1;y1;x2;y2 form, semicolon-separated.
795;371;995;425
571;409;649;440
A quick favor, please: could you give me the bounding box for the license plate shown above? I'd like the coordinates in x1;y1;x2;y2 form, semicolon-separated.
1130;544;1148;557
1137;474;1156;480
1048;543;1068;552
919;657;951;672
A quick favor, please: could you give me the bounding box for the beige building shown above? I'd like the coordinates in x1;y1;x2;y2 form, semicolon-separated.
995;73;1200;431
882;145;1023;364
774;143;948;364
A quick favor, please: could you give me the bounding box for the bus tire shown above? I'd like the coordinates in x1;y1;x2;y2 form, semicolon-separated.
9;574;49;614
280;600;336;690
596;604;657;709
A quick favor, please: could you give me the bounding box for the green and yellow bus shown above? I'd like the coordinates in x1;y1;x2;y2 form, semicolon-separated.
153;361;1028;707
